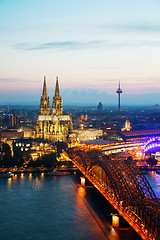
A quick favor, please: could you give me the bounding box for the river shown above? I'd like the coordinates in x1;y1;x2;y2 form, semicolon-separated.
0;171;158;240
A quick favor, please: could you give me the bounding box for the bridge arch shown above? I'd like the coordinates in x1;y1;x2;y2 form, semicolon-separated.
113;159;156;200
89;162;123;202
143;137;160;153
87;151;134;203
69;148;160;240
74;151;87;170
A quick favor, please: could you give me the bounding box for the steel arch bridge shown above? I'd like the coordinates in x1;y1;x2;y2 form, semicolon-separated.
68;147;160;240
143;137;160;153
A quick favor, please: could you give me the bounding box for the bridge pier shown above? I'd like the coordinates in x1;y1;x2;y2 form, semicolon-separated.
112;214;119;228
80;177;85;187
70;150;160;240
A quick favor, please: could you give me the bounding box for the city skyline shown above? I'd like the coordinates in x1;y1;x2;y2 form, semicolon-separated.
1;0;160;105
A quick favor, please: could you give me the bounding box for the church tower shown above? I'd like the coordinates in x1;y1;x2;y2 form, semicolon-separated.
36;75;73;142
39;76;50;115
52;77;63;115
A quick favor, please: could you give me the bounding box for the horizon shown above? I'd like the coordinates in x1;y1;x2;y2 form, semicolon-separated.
0;86;159;106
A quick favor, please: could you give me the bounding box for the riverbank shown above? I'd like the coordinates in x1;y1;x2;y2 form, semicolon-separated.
0;166;78;174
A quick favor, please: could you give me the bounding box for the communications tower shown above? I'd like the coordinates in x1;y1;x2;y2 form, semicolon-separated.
116;81;123;111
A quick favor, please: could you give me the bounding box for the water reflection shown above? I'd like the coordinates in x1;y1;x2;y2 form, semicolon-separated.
146;171;160;198
32;176;43;191
7;177;12;189
13;174;18;180
28;173;32;180
77;186;86;199
3;174;142;240
41;172;44;178
149;171;156;178
20;173;24;180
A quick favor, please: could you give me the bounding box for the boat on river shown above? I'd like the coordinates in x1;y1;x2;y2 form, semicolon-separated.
44;170;71;176
0;172;13;178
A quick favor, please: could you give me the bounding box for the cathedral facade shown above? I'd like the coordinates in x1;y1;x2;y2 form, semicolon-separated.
36;77;73;142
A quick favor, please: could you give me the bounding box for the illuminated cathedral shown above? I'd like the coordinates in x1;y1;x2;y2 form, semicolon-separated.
36;77;73;142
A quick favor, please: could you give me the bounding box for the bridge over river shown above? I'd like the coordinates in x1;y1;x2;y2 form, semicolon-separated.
68;147;160;240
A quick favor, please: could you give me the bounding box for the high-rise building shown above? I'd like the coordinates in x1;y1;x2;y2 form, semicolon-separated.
36;76;73;142
97;102;103;111
116;81;123;111
9;114;18;128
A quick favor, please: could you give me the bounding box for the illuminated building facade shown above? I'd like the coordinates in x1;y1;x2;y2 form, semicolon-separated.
36;77;73;142
118;129;160;142
74;129;103;142
0;130;24;140
13;138;54;160
121;119;131;131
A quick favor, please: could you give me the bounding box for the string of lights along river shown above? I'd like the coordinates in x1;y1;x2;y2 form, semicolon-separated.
0;172;159;240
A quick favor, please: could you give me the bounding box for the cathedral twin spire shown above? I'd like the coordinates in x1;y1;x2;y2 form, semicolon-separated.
55;76;60;98
42;76;48;97
39;76;50;115
39;76;63;116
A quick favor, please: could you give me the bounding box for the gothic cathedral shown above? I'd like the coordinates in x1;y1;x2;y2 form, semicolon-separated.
36;77;73;142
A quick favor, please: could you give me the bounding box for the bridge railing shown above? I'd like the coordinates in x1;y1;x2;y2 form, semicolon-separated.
88;167;160;240
69;149;160;240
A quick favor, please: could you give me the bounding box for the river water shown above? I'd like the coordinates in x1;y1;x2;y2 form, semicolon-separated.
0;171;159;240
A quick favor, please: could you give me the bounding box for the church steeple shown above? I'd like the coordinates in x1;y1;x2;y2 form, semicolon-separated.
39;76;50;115
55;76;60;98
43;76;48;96
52;76;63;115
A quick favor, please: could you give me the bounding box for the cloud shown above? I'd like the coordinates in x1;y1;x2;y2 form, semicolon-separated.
104;24;160;33
14;41;104;51
0;78;37;83
0;78;18;82
13;38;160;51
109;40;160;48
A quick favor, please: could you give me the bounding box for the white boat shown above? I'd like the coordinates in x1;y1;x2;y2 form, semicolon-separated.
0;172;13;178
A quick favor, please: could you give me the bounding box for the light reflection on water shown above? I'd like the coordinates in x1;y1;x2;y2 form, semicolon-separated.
146;171;160;198
0;174;142;240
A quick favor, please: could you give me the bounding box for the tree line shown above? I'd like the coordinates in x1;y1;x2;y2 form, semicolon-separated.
0;141;68;169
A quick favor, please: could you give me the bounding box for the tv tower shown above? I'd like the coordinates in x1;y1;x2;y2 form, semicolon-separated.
116;81;123;111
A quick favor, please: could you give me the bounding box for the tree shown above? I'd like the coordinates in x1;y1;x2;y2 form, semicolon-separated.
26;152;58;169
0;155;16;168
55;141;68;157
41;152;58;168
15;157;24;169
146;157;158;167
2;143;11;156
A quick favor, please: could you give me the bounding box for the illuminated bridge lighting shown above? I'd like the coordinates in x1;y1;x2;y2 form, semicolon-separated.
143;137;160;153
68;147;160;240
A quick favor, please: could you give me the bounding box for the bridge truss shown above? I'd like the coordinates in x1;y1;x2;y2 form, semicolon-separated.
68;148;160;240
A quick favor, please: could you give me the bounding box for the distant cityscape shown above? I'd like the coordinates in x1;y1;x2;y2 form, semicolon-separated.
0;77;160;169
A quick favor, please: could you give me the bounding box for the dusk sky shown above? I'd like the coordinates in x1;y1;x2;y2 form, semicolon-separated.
1;0;160;105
